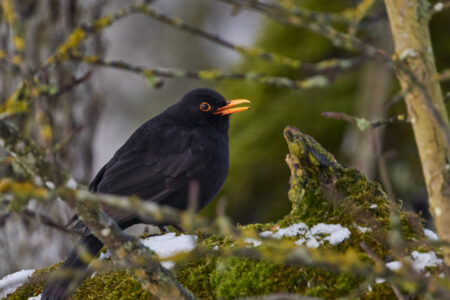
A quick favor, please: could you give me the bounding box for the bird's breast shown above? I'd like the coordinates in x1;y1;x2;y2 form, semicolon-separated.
192;132;229;210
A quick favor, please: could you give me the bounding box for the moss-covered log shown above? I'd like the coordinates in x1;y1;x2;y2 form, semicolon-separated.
5;127;447;300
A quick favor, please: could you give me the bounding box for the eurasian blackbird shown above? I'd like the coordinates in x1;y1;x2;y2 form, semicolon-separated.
41;88;250;299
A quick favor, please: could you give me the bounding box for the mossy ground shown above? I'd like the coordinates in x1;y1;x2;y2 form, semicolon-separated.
4;128;442;300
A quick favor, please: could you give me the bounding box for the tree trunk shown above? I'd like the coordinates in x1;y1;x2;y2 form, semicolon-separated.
384;0;450;265
342;20;393;179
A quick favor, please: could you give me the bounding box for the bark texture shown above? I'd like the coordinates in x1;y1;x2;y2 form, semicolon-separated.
384;0;450;264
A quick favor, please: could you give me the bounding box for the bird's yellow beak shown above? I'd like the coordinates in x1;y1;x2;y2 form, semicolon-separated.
214;99;251;116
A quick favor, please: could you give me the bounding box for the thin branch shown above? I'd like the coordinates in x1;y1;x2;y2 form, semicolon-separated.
137;3;363;73
21;209;82;235
217;0;383;58
46;5;137;65
218;0;351;24
437;69;450;82
69;52;332;90
384;89;408;109
133;3;301;69
373;132;396;202
395;60;450;148
64;192;197;299
346;0;376;35
360;242;406;300
321;112;408;131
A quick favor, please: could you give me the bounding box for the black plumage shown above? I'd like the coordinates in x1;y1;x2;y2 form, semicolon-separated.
41;88;250;299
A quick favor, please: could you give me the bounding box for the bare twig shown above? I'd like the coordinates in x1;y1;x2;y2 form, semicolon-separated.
321;112;408;131
217;0;382;57
21;209;82;235
134;3;301;69
360;242;405;300
219;0;350;24
69;52;331;90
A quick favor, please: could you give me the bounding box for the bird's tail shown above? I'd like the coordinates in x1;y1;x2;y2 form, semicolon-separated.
41;234;103;300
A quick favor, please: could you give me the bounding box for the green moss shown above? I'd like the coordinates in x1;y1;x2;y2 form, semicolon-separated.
5;262;62;299
176;257;218;299
177;255;369;300
210;257;304;299
361;282;397;299
5;127;440;300
73;271;150;300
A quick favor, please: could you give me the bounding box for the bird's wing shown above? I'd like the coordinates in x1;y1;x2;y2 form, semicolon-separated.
88;123;210;226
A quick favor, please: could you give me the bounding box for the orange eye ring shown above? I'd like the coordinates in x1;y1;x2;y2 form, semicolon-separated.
200;102;211;112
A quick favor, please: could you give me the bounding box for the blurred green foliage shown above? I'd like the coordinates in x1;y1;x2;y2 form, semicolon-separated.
202;0;358;223
200;0;450;224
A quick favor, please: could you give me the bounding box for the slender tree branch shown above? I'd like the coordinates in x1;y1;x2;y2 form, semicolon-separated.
21;209;82;235
133;3;302;69
360;242;405;300
218;0;351;24
69;52;332;90
217;0;383;57
321;112;408;131
437;69;450;82
65;193;197;300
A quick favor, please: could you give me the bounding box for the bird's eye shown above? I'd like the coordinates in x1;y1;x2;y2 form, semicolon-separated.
200;102;211;112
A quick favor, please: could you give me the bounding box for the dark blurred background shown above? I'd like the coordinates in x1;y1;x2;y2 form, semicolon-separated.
1;0;449;277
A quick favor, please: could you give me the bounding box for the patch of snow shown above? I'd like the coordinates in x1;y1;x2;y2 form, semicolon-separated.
434;207;442;216
356;225;372;233
386;261;402;271
93;233;197;272
260;223;308;239
140;233;197;269
424;229;438;241
28;294;41;300
399;49;418;60
98;250;111;261
369;204;377;209
303;237;320;248
259;231;273;238
161;261;175;269
261;222;350;248
376;261;403;283
434;2;444;11
33;176;43;186
45;181;55;189
411;251;443;271
245;238;262;247
66;177;78;190
0;269;34;298
310;223;351;246
375;278;385;284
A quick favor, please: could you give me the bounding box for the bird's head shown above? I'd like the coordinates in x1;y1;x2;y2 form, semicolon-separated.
175;88;251;133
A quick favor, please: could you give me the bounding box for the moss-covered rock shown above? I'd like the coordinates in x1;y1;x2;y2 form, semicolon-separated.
4;127;444;300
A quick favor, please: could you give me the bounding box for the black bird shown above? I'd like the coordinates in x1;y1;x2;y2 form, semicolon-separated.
41;88;250;299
